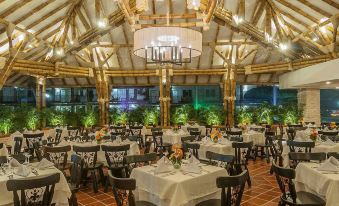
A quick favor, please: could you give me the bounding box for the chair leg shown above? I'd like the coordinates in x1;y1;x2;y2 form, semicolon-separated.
104;178;109;193
254;147;258;160
98;167;105;186
91;171;98;193
69;192;78;206
245;166;252;187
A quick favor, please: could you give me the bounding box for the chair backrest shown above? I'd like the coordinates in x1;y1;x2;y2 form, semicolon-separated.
129;126;143;136
0;156;7;166
70;154;84;188
183;142;200;159
67;127;80;137
23;133;43;150
13;136;23;154
44;145;71;171
287;140;315;153
6;173;60;206
187;127;199;133
216;170;248;206
111;126;127;133
54;129;63;144
271;162;297;203
73;145;100;168
264;131;275;145
152;131;164;147
101;144;130;168
327;152;339;159
321;131;339;141
33;142;43;161
125;153;157;176
189;131;201;140
206;125;213;136
232;141;253;165
206;151;234;174
286;128;296;140
288;152;326;168
227;131;243;142
181;135;196;143
108;172;137;206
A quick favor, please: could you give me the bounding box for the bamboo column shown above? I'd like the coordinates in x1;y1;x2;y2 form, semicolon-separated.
158;66;171;127
224;65;236;126
93;67;110;126
35;77;46;111
158;68;164;126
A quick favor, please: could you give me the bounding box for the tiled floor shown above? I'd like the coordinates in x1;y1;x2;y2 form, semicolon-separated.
78;160;280;206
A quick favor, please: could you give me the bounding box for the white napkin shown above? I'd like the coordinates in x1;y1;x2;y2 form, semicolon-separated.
328;156;339;166
0;144;8;157
317;161;339;172
36;158;54;170
10;158;20;167
189;155;200;164
322;138;334;145
11;131;22;137
183;163;201;174
14;164;31;177
155;157;171;174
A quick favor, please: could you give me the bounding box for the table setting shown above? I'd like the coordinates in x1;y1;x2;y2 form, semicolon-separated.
0;156;71;206
130;145;228;206
162;129;190;144
295;157;339;206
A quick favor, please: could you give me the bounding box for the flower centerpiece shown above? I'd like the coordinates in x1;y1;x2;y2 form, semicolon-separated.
169;143;183;169
330;122;336;129
172;125;179;133
95;127;109;144
210;130;222;143
309;129;318;142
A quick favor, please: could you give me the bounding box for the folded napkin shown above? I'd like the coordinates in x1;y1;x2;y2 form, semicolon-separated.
11;131;22;137
189;155;200;164
0;144;8;157
183;163;201;174
36;158;54;170
10;158;20;167
317;161;339;172
328;156;339;166
322;138;334;145
155;157;171;174
15;164;31;177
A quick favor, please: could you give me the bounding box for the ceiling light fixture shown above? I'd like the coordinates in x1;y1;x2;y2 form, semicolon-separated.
279;43;288;51
187;0;200;10
233;15;243;25
97;18;108;28
326;81;331;85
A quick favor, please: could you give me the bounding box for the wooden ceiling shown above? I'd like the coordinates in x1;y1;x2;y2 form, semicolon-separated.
0;0;338;88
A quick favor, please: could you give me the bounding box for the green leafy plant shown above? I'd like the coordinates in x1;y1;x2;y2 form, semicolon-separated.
281;103;303;125
42;108;66;126
26;108;40;131
128;106;147;124
171;105;195;125
197;106;225;126
254;102;274;124
0;106;14;134
236;106;254;124
143;107;159;126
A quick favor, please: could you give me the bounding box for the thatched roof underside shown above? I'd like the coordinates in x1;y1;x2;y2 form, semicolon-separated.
1;0;339;88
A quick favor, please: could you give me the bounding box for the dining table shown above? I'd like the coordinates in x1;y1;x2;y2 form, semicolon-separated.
242;131;265;145
130;163;228;206
0;163;71;206
295;162;339;206
195;140;234;160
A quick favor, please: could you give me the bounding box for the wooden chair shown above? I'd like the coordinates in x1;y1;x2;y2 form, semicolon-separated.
272;163;326;206
226;131;243;142
23;133;43;158
33;142;43;162
232;141;253;187
181;135;196;143
206;151;235;175
183;142;200;160
288;152;326;169
187;127;199;133
108;172;156;206
6;173;60;206
129;125;144;147
321;131;338;142
196;170;248;206
67;126;80;137
152;131;172;156
190;130;201;141
125;153;157;177
73;145;104;193
254;131;275;163
205;125;213;136
287;141;315;153
286;128;296;141
327;152;339;159
13;136;23;154
43;145;71;171
0;156;7;166
68;154;84;206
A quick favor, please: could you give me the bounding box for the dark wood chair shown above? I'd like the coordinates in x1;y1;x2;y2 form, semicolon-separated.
23;132;43;158
286;128;296;141
43;145;71;171
0;155;7;166
183;142;200;160
321;131;338;142
125;153;157;177
6;173;60;206
287;140;315;153
254;131;275;163
232;141;253;187
288;152;326;169
73;145;104;193
129;125;144;147
196;170;248;206
108;172;156;206
206;151;235;175
187;127;199;133
152;131;172;156
47;129;63;146
205;125;213;136
226;131;243;142
68;154;84;206
272;163;326;206
190;130;201;141
13;136;23;154
327;152;339;159
33;142;43;162
181;135;196;143
67;126;80;137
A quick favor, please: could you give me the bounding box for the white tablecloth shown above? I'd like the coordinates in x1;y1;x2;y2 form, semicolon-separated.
196;141;234;160
0;165;71;206
162;130;190;144
58;140;140;163
131;164;228;206
243;132;265;145
295;162;339;206
282;141;339;167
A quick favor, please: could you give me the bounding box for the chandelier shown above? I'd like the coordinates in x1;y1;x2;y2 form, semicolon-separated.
133;27;202;65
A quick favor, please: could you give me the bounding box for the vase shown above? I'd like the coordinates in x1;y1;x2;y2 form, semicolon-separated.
97;140;102;144
213;138;218;143
173;162;181;169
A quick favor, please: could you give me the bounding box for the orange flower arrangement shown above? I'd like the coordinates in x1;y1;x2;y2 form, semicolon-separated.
169;143;183;167
210;130;222;143
95;127;109;142
309;129;318;142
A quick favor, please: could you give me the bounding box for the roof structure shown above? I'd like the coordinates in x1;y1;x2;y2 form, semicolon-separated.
0;0;338;88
